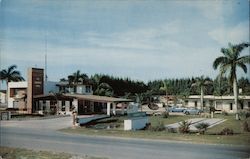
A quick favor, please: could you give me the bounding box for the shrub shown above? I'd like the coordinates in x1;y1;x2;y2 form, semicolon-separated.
242;121;250;132
222;111;228;116
178;120;191;133
195;122;210;134
162;111;169;118
143;123;152;130
209;106;216;113
246;112;250;118
167;127;177;133
148;103;159;110
150;121;166;131
219;128;234;135
239;110;250;119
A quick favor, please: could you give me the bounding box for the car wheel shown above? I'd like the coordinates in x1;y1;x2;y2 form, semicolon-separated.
185;111;190;115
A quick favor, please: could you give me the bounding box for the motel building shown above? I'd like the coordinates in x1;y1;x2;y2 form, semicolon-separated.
184;95;250;113
6;67;132;116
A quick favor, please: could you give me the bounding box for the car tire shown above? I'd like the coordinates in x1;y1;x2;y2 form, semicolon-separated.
185;111;189;115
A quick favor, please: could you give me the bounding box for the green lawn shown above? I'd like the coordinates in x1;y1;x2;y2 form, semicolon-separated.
60;114;250;146
0;146;108;159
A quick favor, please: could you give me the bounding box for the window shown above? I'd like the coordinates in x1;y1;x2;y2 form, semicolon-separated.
230;103;233;110
10;89;15;97
86;85;91;93
13;101;19;108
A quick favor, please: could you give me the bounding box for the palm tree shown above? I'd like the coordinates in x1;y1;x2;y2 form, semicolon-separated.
135;93;144;111
0;65;24;83
160;80;171;106
68;70;89;85
91;74;102;91
213;76;230;96
95;82;114;97
213;42;250;120
191;76;212;111
0;65;24;104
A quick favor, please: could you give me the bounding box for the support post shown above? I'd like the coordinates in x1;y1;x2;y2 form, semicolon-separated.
112;102;116;116
107;102;111;116
58;101;62;112
121;103;125;115
46;100;50;112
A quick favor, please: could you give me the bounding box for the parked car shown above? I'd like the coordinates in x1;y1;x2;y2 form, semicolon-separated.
183;108;203;115
167;106;186;113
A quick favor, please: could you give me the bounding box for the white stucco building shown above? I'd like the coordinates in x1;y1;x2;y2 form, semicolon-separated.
0;90;7;105
7;81;59;109
56;82;93;95
8;81;28;109
184;95;250;113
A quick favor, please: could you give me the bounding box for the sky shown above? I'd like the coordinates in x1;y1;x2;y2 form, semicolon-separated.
0;0;249;83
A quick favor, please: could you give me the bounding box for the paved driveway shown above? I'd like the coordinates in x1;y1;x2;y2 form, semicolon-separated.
0;116;249;159
0;116;73;130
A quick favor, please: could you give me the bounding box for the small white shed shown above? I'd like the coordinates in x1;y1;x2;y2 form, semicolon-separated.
124;116;149;130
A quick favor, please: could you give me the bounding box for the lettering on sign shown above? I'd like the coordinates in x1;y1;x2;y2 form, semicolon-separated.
34;81;42;84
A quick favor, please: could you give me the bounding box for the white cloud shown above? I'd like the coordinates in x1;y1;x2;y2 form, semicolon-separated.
2;0;248;81
85;20;181;51
208;21;249;45
186;0;233;20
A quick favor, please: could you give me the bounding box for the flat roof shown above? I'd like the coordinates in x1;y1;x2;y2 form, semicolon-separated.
188;95;250;100
33;94;74;100
64;94;133;103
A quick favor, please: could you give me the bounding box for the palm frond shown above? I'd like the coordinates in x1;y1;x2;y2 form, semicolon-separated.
237;63;248;73
1;65;24;82
237;55;250;64
7;65;17;73
235;42;250;55
218;64;229;78
213;56;229;69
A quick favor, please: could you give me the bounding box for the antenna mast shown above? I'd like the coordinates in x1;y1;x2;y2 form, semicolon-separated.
45;32;48;82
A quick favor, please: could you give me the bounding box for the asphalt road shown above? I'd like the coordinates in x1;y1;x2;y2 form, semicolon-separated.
0;117;249;159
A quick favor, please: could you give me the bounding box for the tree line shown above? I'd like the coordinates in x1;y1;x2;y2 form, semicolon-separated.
1;42;250;119
2;65;249;97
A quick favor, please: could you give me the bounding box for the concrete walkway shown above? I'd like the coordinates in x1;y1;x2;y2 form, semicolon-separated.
166;118;226;131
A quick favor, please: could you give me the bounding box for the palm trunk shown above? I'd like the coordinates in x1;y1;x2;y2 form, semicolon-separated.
166;91;168;106
200;87;204;111
5;80;8;106
233;78;239;120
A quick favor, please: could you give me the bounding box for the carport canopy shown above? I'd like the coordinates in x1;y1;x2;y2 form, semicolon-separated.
64;94;132;103
65;94;133;116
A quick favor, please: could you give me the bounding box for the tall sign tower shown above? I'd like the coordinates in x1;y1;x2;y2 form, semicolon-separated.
27;68;44;113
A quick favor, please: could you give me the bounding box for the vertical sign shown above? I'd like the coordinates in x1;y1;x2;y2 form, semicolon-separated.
27;68;44;113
